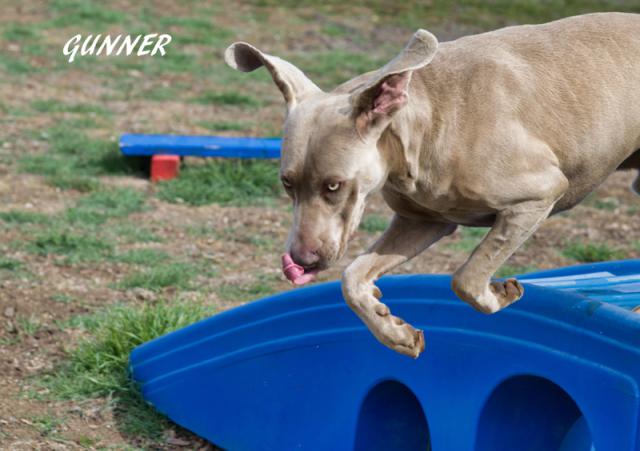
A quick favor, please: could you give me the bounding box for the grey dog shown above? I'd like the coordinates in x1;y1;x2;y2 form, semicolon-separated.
225;13;640;357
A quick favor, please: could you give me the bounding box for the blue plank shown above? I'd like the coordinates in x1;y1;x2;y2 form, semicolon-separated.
119;134;282;158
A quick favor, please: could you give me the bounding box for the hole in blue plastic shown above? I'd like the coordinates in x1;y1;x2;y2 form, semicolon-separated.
354;380;431;451
476;375;593;451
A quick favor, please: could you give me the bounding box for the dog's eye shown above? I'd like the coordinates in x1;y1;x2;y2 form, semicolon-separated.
281;178;292;189
326;182;341;192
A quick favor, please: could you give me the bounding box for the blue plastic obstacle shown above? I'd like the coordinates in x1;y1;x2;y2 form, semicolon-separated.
130;260;640;451
119;134;282;159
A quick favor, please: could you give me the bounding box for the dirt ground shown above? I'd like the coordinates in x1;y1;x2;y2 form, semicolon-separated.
0;1;639;449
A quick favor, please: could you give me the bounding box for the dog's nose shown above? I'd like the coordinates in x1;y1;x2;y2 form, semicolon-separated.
290;245;320;268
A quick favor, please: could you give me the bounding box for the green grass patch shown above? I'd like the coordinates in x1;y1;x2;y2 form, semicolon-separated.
217;276;278;303
29;229;114;263
46;174;101;192
447;227;489;253
142;86;178;102
209;226;277;251
51;293;75;304
592;198;619;211
29;413;63;438
157;159;280;206
64;116;100;129
359;214;389;233
2;24;39;41
0;257;23;271
0;210;49;225
66;188;146;225
0;54;34;75
298;51;387;88
197;120;254;132
561;241;627;263
192;91;261;107
31;99;110;115
38;300;214;439
111;223;163;244
114;248;170;265
16;315;42;338
496;264;538;278
117;262;196;291
159;16;233;46
19;123;143;184
47;0;128;29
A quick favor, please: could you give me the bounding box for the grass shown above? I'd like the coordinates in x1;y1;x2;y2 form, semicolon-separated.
197;120;254;132
112;223;162;244
585;193;620;211
157;159;281;206
591;198;619;211
2;24;39;41
192;91;261;107
19;123;142;187
298;51;387;88
114;248;171;265
17;315;42;338
447;227;489;253
66;188;146;225
38;300;214;439
47;174;101;192
51;293;75;304
359;214;389;233
561;241;627;263
0;54;34;75
496;264;538;278
209;226;278;251
30;413;64;438
47;0;128;29
0;210;49;225
142;86;179;102
117;263;196;291
29;229;114;263
31;99;110;115
217;275;278;303
0;257;23;271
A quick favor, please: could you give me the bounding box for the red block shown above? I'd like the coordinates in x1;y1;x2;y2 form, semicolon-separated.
151;155;180;182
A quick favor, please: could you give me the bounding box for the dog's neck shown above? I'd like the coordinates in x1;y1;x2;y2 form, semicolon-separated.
378;89;434;194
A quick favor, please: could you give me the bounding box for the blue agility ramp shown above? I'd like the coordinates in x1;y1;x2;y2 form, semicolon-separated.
119;134;281;159
129;260;640;451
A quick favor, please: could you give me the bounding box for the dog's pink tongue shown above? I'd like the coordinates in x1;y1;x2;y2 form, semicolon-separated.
282;253;316;285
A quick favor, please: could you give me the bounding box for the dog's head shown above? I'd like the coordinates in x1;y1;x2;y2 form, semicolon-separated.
224;30;438;283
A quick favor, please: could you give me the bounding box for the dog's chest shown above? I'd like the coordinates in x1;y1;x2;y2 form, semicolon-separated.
381;181;495;226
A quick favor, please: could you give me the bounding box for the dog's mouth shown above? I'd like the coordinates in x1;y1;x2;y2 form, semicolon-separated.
281;253;320;286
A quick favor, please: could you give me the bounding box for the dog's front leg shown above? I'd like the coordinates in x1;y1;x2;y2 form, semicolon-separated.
342;216;456;358
451;200;557;314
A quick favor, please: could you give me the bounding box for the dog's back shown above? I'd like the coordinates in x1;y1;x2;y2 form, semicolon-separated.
415;13;640;207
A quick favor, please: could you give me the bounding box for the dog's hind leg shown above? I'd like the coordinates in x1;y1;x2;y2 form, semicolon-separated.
618;149;640;194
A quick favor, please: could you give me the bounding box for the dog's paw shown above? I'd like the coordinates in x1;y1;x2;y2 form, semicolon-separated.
490;278;524;308
372;297;425;358
378;317;425;358
343;278;425;358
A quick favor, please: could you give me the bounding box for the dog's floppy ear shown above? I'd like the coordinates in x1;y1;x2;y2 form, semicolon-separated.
350;29;438;135
225;42;321;110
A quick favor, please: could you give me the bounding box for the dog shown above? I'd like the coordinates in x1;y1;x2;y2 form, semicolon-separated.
225;12;640;358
